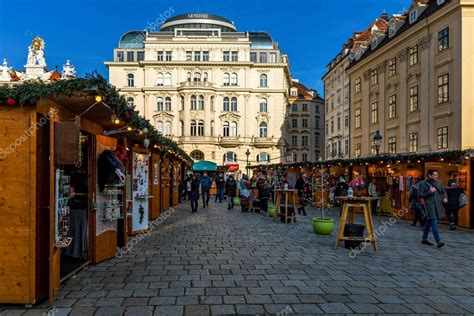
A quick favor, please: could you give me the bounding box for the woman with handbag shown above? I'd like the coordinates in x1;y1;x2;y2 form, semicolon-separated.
444;179;466;230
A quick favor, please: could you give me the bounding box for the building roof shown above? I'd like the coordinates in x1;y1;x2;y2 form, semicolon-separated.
160;13;237;32
291;80;322;101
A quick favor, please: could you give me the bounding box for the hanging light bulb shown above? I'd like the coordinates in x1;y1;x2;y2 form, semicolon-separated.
142;127;148;134
127;126;132;131
95;95;102;102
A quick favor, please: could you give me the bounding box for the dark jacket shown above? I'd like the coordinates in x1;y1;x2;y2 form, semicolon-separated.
200;176;212;191
215;176;225;189
417;179;447;220
190;177;200;201
409;184;423;210
444;187;464;210
225;178;237;196
257;179;271;199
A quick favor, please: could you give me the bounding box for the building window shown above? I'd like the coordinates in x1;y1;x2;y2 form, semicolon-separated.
302;119;308;128
156;121;163;134
223;73;230;86
371;140;377;155
224;152;237;163
202;51;209;61
388;95;396;119
371;102;378;124
223;51;230;61
116;51;124;62
157;51;163;61
302;135;308;147
136;51;144;61
186;72;191;82
337;116;341;130
438;73;449;104
180;96;184;111
302;104;308;112
223;121;230;137
259;98;267;112
198;95;204;110
164;73;171;85
210;121;214;136
355;143;361;157
165;51;172;61
355;108;361;129
325;123;328;135
438;27;449;52
186;51;192;61
179;120;184;137
191;95;197;110
191;150;205;161
269;53;277;63
355;77;361;93
293;152;298;163
157;73;164;86
193;72;201;82
157;97;163;111
230;121;237;137
437;126;448;149
291;135;297;147
163;121;172;137
409;9;418;23
344;139;349;156
221;97;232;112
194;51;201;62
127;51;134;62
315;119;320;129
292;119;297;128
257;152;270;163
409;133;418;153
316;105;320;114
388;137;396;154
388;57;397;77
291;103;297;112
370;69;378;85
330;120;334;133
230;73;238;86
259;53;267;63
230;97;237;111
165;97;171;111
409;86;419;112
302;153;308;162
231;51;238;61
409;45;418;66
260;74;268;87
126;97;134;108
315;135;320;147
345;114;349;127
250;52;257;62
197;120;204;136
210;96;215;111
203;72;208;82
127;73;134;87
259;122;268;138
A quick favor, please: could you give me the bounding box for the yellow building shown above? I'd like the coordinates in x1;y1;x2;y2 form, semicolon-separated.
346;0;474;157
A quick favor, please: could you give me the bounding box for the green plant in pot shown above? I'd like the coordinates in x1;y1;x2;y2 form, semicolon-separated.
313;170;334;235
267;203;276;217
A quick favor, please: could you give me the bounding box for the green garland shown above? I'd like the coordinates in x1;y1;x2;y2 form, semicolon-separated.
0;73;192;164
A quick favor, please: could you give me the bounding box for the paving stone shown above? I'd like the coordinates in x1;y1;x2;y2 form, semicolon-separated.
122;297;149;306
149;296;176;306
263;304;291;314
183;305;209;316
374;294;404;303
319;303;352;314
210;305;236;315
223;295;246;304
378;303;419;313
125;306;154;316
245;294;273;304
347;303;384;313
404;303;440;313
68;307;95;316
199;295;222;305
154;305;183;316
159;288;184;296
235;304;265;314
176;295;199;305
95;306;126;316
290;304;323;314
226;287;248;295
271;294;300;304
297;294;327;304
95;297;124;307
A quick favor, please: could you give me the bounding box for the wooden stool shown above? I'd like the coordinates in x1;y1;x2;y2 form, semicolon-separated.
335;196;377;251
273;189;298;223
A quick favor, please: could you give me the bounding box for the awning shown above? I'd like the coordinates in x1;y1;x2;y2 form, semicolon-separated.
192;160;217;171
225;164;239;172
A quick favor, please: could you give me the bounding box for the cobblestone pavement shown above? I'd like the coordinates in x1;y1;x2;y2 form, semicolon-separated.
2;200;474;315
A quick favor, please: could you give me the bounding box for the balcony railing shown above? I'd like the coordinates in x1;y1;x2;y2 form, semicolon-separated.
218;136;241;148
178;81;215;89
252;136;275;148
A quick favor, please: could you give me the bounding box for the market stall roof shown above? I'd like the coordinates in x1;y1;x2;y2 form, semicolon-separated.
192;160;217;171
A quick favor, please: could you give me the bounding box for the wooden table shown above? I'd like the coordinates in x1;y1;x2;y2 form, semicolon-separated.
273;189;298;223
335;196;377;251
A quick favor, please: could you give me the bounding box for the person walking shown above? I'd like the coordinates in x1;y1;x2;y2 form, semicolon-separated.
444;179;465;230
409;178;425;227
200;172;212;208
239;174;251;212
184;174;192;200
368;178;379;213
295;173;309;216
418;169;447;248
215;173;225;203
225;174;237;210
190;174;200;213
257;177;271;215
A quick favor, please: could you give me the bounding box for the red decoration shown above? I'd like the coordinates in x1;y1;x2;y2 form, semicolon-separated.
114;144;129;167
6;98;16;106
123;113;131;121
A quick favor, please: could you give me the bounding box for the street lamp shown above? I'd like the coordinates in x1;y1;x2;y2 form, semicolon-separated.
373;130;383;155
245;148;251;176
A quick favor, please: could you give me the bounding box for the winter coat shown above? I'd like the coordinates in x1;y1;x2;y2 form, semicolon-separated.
417;179;447;220
200;176;212;191
257;179;271;199
444;187;464;210
190;178;201;201
409;184;423;210
225;178;237;196
215;176;226;189
239;178;251;198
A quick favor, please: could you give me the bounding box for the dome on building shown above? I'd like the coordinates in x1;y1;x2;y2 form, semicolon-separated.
118;31;146;49
249;32;274;49
160;13;237;32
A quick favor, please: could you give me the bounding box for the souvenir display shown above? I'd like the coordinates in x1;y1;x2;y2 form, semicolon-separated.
132;152;150;231
101;184;123;221
55;169;73;247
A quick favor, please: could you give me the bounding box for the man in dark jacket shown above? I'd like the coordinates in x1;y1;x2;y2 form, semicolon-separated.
190;174;201;213
200;172;212;208
215;173;226;203
418;170;447;248
295;173;309;216
225;175;237;209
444;179;465;230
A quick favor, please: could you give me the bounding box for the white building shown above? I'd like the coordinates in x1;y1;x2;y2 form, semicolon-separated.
105;14;292;170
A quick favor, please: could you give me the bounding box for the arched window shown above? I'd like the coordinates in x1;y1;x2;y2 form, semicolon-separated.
224;151;237;163
193;72;201;82
186;72;191;82
223;73;230;86
191;95;197;110
157;73;164;86
198;95;204;110
210;96;215;111
210;120;215;136
230;73;238;86
259;122;268;137
230;121;237;137
179;120;184;137
203;72;208;82
259;98;267;112
165;97;171;111
230;97;237;111
223;97;229;111
127;73;134;87
157;97;163;111
223;121;229;137
180;96;184;111
126;97;134;108
190;120;197;136
164;121;172;136
156;121;163;134
256;152;270;163
190;150;205;161
260;74;267;87
197;120;204;136
164;73;171;85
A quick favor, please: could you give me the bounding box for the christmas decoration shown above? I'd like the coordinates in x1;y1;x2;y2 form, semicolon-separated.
138;203;144;224
6;98;16;106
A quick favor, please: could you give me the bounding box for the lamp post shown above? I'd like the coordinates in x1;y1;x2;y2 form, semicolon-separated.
245;148;251;176
373;130;383;155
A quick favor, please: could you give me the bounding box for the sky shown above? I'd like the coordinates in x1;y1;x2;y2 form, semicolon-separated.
0;0;409;94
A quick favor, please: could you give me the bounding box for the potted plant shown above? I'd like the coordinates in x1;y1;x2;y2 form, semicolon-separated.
313;170;334;235
267;203;277;217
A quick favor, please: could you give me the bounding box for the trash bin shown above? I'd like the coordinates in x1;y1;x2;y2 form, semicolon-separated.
344;224;365;249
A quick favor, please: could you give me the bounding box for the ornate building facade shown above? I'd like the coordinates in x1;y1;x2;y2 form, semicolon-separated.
106;14;291;169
